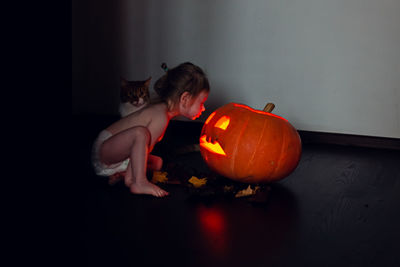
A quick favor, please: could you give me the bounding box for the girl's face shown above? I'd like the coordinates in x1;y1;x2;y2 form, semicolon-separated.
180;90;209;120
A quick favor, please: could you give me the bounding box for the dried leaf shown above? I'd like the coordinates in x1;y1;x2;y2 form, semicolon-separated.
235;185;260;198
247;185;270;203
223;185;234;193
151;171;168;184
188;176;207;188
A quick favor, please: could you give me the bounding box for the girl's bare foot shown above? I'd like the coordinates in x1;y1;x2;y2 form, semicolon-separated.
123;159;168;197
130;181;169;197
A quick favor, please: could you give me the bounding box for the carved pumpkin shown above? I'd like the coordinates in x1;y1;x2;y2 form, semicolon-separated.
199;102;301;183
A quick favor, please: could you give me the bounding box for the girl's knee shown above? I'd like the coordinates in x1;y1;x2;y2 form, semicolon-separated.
132;126;151;143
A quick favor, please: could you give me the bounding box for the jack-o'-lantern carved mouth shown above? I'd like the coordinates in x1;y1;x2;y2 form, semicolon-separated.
199;114;230;156
199;135;226;155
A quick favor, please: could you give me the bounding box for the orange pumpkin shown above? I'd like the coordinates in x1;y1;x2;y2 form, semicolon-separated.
199;102;301;183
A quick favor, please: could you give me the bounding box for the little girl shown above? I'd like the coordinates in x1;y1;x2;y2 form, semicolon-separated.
92;62;210;197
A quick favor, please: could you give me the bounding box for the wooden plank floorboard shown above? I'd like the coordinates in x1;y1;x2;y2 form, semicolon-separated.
278;144;400;267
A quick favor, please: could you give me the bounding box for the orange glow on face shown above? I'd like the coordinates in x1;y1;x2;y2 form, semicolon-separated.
200;135;226;155
233;103;288;122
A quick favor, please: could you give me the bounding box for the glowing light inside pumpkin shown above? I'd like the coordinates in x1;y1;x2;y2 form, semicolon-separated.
200;113;230;156
214;116;230;130
200;135;226;155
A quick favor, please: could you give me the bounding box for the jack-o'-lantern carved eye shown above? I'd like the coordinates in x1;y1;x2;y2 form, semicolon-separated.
214;116;230;130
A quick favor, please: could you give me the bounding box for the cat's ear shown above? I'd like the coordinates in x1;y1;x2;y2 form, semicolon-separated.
121;77;128;86
144;77;152;87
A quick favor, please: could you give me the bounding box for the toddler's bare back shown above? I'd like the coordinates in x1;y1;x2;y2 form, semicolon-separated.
106;103;170;150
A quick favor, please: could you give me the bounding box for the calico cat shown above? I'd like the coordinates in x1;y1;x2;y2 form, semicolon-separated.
119;77;151;117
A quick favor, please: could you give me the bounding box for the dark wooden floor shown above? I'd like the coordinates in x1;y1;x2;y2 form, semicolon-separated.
74;115;400;267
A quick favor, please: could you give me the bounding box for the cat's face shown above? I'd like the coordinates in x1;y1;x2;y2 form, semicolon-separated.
120;77;151;105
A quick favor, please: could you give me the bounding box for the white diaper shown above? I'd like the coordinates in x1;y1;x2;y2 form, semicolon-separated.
91;130;130;176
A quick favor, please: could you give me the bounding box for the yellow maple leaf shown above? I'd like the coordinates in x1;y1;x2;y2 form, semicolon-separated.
151;171;168;184
188;176;207;188
235;185;260;198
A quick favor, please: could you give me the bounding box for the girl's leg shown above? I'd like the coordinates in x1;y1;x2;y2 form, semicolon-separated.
100;127;169;197
147;155;163;171
108;155;162;185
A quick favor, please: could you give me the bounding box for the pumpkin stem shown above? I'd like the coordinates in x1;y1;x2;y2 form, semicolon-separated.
263;103;275;113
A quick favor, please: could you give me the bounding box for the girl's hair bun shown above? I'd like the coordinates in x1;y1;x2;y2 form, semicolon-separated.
161;63;168;72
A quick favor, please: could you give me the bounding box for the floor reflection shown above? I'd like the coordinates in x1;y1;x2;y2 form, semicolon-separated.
190;183;299;265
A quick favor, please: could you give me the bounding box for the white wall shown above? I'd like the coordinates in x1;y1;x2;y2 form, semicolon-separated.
74;0;400;138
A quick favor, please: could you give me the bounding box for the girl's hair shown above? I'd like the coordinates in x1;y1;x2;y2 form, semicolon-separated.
154;62;210;109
